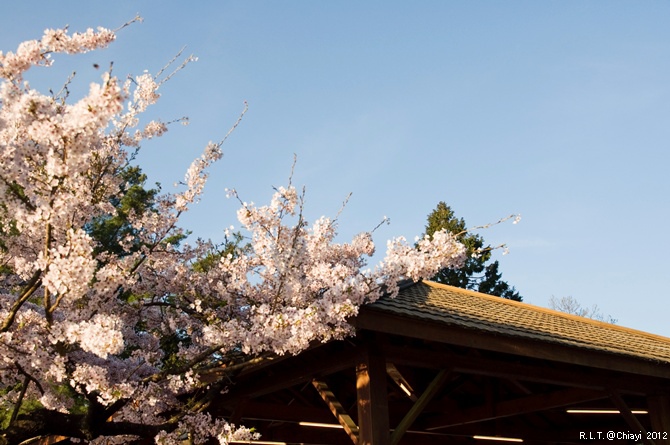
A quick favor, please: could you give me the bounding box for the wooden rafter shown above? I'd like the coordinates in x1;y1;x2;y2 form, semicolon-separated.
381;343;661;394
312;379;359;444
354;309;670;380
390;369;450;445
386;363;418;401
610;390;653;445
223;342;357;401
425;387;608;431
230;399;337;424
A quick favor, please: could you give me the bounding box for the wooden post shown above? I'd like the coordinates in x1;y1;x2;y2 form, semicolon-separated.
648;394;670;445
356;346;390;445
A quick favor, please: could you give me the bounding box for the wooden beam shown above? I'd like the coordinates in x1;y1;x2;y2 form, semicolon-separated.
312;379;360;444
229;397;247;425
610;391;654;445
386;363;418;402
390;369;450;445
354;309;670;380
357;347;390;445
231;399;342;424
381;343;660;394
647;394;670;445
223;342;357;401
33;437;69;445
425;387;607;430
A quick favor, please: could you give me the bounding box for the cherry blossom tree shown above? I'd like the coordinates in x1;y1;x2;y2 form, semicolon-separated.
0;22;467;444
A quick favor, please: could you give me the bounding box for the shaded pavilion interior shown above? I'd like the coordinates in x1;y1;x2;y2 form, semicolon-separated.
212;280;670;445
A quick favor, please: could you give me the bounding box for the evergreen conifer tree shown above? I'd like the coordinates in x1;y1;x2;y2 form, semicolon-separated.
424;202;522;301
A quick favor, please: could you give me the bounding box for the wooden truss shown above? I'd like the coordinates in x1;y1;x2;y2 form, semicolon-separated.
213;305;670;445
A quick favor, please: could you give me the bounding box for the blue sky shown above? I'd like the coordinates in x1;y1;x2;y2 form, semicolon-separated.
2;2;670;336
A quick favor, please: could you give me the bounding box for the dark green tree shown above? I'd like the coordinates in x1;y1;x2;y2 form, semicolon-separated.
86;165;160;257
423;202;522;301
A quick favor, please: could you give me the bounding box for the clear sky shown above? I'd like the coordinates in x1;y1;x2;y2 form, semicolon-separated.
2;2;670;336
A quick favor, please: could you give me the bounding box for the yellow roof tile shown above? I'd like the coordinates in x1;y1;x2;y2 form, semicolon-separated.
369;280;670;364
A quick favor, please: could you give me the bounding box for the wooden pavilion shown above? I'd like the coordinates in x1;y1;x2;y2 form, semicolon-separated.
213;280;670;445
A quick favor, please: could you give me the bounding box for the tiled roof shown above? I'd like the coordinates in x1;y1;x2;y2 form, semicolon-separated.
367;280;670;365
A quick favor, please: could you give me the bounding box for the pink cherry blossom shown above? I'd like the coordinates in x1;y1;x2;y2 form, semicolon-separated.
0;22;467;445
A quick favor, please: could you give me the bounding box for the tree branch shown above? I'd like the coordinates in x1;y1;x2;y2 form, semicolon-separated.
0;269;42;333
8;375;30;426
1;409;176;445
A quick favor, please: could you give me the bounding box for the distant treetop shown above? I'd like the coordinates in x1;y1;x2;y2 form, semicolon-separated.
423;202;522;301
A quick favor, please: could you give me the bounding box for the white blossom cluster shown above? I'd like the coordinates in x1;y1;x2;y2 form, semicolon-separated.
0;23;466;444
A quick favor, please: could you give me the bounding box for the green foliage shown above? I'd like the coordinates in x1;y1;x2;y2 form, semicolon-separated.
86;166;159;257
191;232;248;273
160;329;193;372
0;384;43;430
478;261;522;301
56;383;89;415
424;202;522;301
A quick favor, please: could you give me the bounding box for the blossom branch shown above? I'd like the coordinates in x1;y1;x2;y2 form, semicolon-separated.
0;269;42;333
9;363;45;427
8;375;30;427
0;23;469;445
